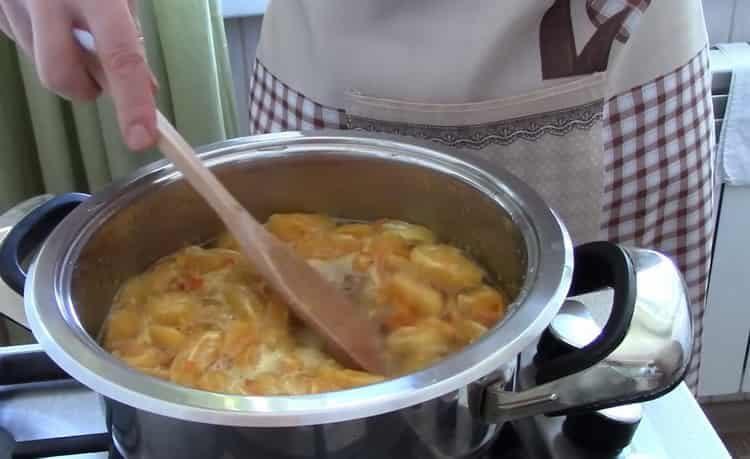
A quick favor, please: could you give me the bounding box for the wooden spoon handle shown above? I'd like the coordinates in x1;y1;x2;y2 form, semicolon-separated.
154;114;291;292
155;114;263;236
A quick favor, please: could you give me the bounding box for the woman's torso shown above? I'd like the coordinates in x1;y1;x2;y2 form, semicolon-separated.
251;0;715;391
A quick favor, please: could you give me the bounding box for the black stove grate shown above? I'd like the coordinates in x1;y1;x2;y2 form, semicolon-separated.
1;431;116;459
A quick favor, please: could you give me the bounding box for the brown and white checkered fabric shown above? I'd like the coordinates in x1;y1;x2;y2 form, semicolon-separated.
601;48;714;390
248;60;345;135
586;0;652;43
248;49;715;391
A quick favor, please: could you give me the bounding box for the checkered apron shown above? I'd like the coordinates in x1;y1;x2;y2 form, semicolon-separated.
249;5;714;390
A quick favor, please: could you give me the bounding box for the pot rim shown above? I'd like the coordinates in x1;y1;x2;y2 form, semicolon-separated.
25;130;573;427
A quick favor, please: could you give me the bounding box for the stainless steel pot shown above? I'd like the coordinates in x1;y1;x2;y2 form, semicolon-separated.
0;131;691;458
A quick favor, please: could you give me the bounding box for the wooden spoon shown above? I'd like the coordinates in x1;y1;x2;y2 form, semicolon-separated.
73;29;384;374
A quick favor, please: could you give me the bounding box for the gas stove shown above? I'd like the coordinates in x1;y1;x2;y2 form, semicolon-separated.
0;342;730;459
0;343;527;459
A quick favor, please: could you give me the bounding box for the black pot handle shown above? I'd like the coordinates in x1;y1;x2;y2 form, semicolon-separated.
534;241;636;384
0;193;89;295
481;243;691;424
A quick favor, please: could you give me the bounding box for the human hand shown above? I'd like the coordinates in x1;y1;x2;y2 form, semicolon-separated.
0;0;157;151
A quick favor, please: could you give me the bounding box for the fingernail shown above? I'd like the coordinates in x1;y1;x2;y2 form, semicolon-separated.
126;123;153;151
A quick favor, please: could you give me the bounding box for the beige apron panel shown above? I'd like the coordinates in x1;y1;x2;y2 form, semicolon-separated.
481;118;605;244
258;0;707;110
258;0;547;108
346;79;607;244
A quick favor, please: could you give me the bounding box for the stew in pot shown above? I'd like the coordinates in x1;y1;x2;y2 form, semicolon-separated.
102;214;509;395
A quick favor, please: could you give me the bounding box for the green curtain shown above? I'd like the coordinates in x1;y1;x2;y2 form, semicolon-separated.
0;0;238;211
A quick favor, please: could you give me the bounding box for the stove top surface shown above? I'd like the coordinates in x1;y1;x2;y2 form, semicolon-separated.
0;379;527;459
0;343;730;459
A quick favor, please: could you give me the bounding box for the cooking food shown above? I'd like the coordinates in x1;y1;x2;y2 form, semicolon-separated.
102;214;509;395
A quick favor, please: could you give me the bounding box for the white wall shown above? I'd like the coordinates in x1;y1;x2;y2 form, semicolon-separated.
221;0;267;18
704;0;750;44
225;16;262;136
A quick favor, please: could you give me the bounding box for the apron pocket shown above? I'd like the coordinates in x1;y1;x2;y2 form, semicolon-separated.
345;73;606;127
344;75;608;244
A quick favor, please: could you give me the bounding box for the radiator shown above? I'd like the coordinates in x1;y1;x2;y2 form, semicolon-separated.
711;48;732;134
698;45;750;400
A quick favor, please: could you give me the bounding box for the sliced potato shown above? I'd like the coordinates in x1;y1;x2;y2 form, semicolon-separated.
106;309;142;342
410;244;484;292
457;285;508;327
115;277;151;308
223;285;261;320
294;232;361;259
368;233;412;262
266;213;335;242
243;374;281;395
148;325;186;353
453;318;488;344
120;346;168;370
335;223;376;239
383;301;419;331
176;246;227;274
146;292;196;326
170;331;222;386
352;253;373;272
214;232;240;250
379;220;436;244
383;272;443;317
386;318;456;372
222;321;257;359
318;368;385;388
198;371;229;392
146;262;180;293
